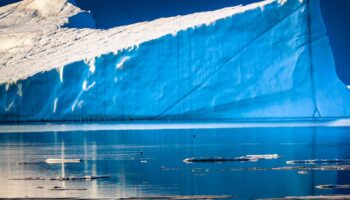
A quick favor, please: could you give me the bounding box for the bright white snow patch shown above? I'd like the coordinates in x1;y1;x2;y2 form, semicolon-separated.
25;0;77;18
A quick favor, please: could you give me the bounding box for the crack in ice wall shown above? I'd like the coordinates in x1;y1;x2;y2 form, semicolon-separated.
305;0;320;117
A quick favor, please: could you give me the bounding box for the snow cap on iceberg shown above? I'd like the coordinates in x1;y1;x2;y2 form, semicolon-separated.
1;0;276;84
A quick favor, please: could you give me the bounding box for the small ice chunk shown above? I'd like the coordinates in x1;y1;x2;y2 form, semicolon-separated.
45;158;82;164
183;154;279;163
298;171;308;175
316;184;350;190
246;154;280;160
286;159;350;165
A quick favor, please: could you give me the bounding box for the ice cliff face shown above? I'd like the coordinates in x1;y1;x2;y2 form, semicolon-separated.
0;0;349;122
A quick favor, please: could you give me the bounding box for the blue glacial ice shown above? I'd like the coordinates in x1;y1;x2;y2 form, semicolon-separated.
0;0;349;122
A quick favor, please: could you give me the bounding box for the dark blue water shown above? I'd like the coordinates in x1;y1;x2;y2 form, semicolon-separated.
0;126;350;199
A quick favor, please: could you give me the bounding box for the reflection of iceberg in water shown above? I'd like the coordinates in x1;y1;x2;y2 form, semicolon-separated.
0;0;349;122
0;127;349;198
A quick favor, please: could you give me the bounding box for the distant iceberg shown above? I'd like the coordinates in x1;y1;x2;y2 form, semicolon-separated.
0;0;349;122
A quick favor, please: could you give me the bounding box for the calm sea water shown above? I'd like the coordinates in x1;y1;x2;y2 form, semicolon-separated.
0;126;350;199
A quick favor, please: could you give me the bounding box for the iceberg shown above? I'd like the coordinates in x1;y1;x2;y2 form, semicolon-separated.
0;0;349;122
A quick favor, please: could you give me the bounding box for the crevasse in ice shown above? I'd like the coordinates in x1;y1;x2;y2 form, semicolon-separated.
0;0;349;122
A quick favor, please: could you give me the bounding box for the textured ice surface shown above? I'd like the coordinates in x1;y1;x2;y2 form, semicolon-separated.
0;0;349;121
0;0;271;84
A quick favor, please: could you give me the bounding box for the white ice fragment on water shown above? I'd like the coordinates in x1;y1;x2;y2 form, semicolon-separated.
286;159;350;165
17;83;22;97
246;154;280;160
347;85;350;90
298;171;308;175
183;154;280;163
45;158;82;164
116;56;130;69
82;81;96;91
53;98;58;113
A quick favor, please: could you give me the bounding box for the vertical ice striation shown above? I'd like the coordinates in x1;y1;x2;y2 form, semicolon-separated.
0;0;349;122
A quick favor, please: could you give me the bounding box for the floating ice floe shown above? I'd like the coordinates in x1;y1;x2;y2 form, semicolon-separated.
9;175;109;181
316;185;350;190
286;159;350;165
258;195;350;200
183;154;279;163
45;158;82;164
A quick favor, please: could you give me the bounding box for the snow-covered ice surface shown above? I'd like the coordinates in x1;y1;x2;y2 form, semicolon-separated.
0;0;349;122
0;0;271;84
